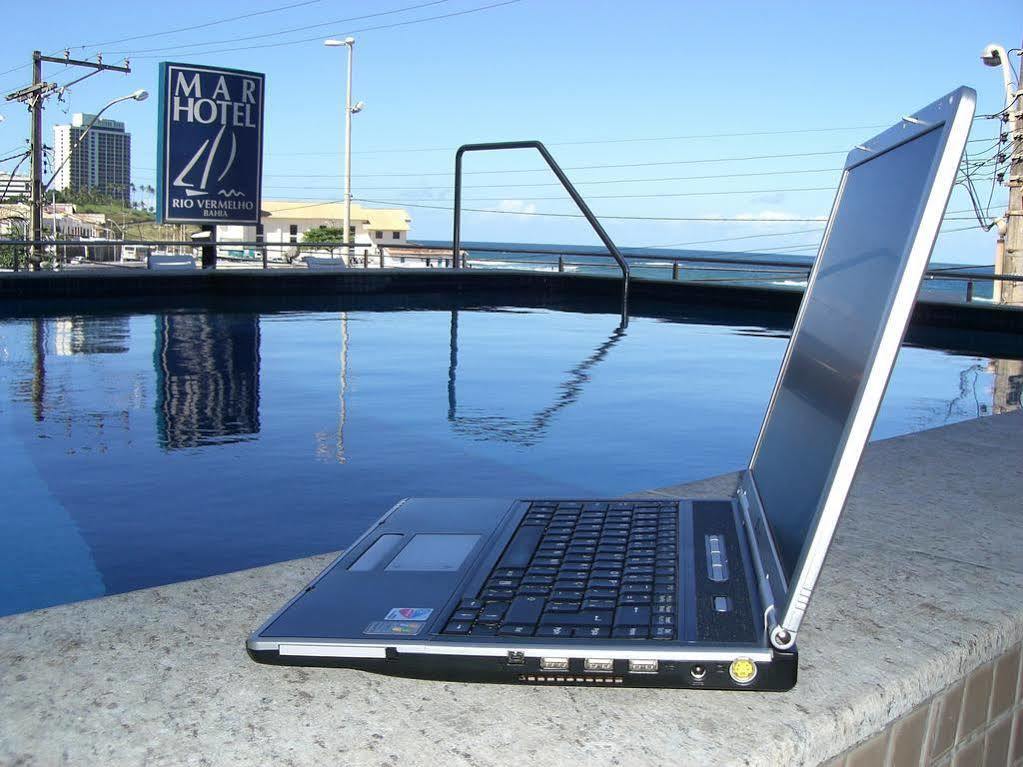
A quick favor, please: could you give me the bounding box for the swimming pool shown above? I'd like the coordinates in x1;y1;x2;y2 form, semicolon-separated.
0;300;1011;616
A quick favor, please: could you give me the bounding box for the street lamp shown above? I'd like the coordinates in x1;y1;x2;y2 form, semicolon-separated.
43;88;148;194
324;37;363;263
980;44;1019;113
980;44;1021;303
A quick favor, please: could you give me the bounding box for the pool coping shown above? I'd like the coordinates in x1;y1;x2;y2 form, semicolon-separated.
1;409;1021;766
1;268;1021;337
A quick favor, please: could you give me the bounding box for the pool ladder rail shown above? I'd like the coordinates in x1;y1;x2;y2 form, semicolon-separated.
451;140;630;327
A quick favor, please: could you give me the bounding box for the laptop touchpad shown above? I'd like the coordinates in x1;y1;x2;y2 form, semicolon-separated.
385;534;481;572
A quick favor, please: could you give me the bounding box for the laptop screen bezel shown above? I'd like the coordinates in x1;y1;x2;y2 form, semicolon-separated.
742;87;976;643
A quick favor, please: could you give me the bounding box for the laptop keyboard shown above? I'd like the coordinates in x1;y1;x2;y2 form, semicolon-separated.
441;501;678;640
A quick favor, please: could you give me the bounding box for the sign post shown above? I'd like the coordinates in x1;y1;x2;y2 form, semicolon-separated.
156;62;265;268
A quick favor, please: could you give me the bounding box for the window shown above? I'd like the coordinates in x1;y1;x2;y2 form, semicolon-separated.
375;230;383;239
289;224;298;244
392;231;400;240
349;226;356;236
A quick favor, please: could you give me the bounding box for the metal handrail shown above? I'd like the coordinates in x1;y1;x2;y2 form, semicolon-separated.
2;237;1021;283
451;141;630;322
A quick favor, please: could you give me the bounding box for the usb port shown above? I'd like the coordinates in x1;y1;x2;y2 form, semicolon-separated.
583;658;614;673
628;659;659;674
540;657;569;671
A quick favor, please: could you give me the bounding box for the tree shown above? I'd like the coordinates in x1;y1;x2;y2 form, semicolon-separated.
302;226;344;244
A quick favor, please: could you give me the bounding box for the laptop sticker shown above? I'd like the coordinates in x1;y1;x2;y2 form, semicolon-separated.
384;607;433;621
364;620;425;636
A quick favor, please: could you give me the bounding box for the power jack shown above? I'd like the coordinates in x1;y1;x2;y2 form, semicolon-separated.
690;664;707;681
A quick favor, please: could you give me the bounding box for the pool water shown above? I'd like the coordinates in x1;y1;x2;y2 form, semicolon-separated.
0;304;1008;616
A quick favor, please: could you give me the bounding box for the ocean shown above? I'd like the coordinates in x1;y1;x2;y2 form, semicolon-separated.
417;240;995;303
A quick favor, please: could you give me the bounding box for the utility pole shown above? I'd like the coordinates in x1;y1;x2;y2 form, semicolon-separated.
4;51;130;271
29;52;43;271
982;42;1022;304
1004;60;1023;306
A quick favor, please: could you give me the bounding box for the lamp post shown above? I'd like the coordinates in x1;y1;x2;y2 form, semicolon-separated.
980;43;1022;304
324;37;364;264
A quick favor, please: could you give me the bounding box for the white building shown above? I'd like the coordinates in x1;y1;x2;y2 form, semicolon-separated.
216;200;411;264
53;113;133;203
0;173;30;202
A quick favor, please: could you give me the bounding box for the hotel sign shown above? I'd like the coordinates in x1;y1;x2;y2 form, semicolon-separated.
156;63;265;225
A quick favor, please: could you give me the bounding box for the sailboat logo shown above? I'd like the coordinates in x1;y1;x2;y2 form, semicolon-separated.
173;124;243;198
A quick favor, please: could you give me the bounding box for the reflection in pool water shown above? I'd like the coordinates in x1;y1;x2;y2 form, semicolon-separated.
0;304;1015;616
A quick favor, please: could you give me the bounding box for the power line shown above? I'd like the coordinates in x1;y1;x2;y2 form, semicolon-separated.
332;125;892;156
78;0;327;50
336;149;853;178
105;0;453;56
363;185;838;203
131;165;844;186
234;130;1007;159
356;197;831;222
126;0;525;60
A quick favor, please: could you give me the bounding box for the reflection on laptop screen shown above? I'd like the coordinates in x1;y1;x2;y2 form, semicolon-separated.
751;126;944;581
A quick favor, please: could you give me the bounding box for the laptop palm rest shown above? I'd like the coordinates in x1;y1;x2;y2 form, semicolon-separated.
261;498;516;640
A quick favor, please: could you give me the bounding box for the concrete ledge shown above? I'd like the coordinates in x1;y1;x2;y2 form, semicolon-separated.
1;411;1021;766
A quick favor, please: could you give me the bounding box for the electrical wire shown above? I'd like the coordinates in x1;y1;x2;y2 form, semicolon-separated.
78;0;327;50
106;0;454;57
126;0;525;60
0;152;30;202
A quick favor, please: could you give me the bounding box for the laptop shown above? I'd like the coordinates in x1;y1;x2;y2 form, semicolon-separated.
248;87;976;690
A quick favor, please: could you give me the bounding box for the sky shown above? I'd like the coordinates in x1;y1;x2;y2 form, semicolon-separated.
0;0;1020;264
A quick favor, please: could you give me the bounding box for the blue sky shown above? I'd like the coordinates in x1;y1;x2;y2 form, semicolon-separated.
0;0;1019;264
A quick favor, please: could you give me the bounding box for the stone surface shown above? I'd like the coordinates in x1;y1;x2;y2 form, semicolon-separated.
1;411;1021;767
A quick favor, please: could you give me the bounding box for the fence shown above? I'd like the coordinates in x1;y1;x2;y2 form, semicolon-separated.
0;237;1019;305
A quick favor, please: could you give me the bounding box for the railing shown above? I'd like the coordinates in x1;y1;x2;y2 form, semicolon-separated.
452;141;630;323
1;237;1021;305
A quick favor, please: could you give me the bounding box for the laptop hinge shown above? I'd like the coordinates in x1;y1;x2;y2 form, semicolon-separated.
736;473;794;650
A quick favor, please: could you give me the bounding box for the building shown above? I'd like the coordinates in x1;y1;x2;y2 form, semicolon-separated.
1;201;114;262
216;200;411;264
52;113;132;203
155;313;261;449
0;173;30;202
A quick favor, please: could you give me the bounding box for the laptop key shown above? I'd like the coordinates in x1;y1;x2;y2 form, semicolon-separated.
552;589;584;601
582;598;616;610
453;610;479;621
612;626;649;639
517;586;551;597
614;606;651;626
470;624;498;636
574;626;611;638
479;603;508;622
493;568;526;579
541;610;613;626
535;624;572;637
546;601;581;612
459;599;483;610
482;588;515;600
619;594;651;605
554;580;588;591
504;596;545;625
443;621;472;634
499;624;535;637
498;525;545;569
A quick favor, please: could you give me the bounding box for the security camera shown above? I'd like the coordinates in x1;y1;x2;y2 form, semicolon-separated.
351;102;365;114
981;44;1003;67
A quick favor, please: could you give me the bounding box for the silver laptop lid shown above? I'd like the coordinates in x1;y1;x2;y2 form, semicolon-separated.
746;87;976;642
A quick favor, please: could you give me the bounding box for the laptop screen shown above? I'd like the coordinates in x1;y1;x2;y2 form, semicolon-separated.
750;125;944;581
